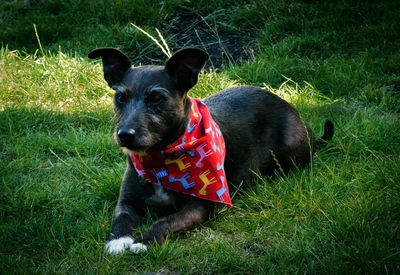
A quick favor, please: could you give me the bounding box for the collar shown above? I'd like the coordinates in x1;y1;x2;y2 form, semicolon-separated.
130;97;232;208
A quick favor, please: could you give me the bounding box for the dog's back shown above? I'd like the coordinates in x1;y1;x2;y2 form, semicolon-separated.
205;85;316;184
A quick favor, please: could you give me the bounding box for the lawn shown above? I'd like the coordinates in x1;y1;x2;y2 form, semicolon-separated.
1;0;399;274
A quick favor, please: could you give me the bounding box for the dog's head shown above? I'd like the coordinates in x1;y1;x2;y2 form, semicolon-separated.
88;48;209;153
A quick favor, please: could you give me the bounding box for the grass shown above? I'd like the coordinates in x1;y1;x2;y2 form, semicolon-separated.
1;0;400;274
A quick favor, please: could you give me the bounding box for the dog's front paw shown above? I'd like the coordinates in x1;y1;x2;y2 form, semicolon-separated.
105;236;148;254
105;236;134;254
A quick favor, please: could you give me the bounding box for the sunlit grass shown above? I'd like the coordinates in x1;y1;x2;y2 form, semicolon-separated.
0;49;113;111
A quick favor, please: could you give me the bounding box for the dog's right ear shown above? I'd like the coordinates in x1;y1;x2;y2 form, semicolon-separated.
165;48;209;93
88;48;132;87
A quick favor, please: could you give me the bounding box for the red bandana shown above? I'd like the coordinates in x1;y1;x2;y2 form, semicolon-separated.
130;98;232;208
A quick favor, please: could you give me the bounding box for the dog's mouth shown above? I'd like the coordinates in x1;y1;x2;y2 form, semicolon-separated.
113;131;158;153
115;138;150;153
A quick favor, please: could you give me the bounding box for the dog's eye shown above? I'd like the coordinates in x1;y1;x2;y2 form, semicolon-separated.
148;93;163;104
116;93;127;103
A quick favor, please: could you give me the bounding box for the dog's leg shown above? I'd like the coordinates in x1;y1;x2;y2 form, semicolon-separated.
106;161;149;254
135;199;214;246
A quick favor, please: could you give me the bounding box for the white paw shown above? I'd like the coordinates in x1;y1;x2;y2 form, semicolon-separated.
105;236;148;255
105;236;134;254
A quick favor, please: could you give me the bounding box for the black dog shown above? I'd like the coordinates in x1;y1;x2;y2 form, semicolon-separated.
88;48;334;254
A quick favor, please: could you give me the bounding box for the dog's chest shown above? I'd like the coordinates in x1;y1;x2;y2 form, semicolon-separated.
145;184;177;211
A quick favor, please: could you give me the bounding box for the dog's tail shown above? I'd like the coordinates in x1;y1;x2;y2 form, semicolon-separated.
316;120;334;149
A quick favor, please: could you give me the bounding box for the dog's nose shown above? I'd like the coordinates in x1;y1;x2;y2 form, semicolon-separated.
117;128;136;142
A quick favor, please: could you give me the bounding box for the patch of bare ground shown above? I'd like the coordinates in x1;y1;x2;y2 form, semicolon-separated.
137;13;255;68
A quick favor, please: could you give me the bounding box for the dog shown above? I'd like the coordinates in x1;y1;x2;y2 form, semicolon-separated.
88;47;334;254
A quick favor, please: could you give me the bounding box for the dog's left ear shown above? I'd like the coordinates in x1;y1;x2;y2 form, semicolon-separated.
165;48;209;93
88;48;132;87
